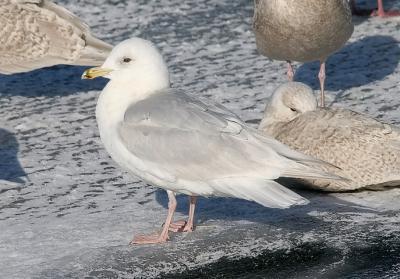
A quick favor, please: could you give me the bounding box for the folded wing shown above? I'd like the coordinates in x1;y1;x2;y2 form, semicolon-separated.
118;89;342;207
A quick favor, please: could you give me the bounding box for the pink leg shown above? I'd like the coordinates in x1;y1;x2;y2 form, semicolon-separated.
130;190;177;245
372;0;400;17
286;61;294;81
168;196;197;232
183;196;197;232
318;62;326;108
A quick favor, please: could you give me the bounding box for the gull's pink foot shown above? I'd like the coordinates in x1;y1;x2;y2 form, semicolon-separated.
372;9;400;17
130;232;168;245
182;222;194;232
168;220;187;232
169;220;194;232
131;190;178;245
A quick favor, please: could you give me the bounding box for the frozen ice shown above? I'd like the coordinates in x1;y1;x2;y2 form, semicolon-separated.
1;0;400;278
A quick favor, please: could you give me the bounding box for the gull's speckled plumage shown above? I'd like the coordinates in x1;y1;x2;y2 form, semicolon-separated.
253;0;354;63
260;82;400;192
0;0;112;74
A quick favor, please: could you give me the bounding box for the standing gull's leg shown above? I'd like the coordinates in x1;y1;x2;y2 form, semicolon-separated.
286;61;294;81
318;61;326;108
352;0;400;17
131;190;177;244
373;0;400;17
169;196;197;232
183;196;197;232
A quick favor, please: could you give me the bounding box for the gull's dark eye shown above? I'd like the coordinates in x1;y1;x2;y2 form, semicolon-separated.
122;57;132;63
290;107;297;112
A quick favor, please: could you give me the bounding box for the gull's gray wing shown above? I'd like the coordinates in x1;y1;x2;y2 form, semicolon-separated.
118;89;280;182
0;0;111;74
119;89;340;182
123;88;243;135
117;89;345;208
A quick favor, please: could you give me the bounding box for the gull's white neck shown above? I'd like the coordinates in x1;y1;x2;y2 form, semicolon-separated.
95;77;169;169
96;78;169;129
92;39;171;179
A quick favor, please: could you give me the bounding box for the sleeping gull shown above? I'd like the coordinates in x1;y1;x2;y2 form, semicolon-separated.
253;0;354;107
260;82;400;192
82;38;343;244
0;0;112;74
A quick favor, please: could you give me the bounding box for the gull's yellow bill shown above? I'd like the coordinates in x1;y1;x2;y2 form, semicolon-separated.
81;67;112;79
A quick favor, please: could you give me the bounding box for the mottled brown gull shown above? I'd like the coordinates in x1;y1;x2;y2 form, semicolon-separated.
260;82;400;192
253;0;354;107
82;38;344;244
0;0;112;74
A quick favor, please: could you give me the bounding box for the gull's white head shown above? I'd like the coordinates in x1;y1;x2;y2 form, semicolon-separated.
82;38;170;92
259;82;317;133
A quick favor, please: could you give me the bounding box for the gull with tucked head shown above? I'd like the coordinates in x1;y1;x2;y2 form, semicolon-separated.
82;38;344;245
259;82;317;132
260;82;400;192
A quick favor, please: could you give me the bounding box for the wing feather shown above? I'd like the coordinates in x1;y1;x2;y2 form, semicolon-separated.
0;0;111;74
117;90;349;206
119;90;343;187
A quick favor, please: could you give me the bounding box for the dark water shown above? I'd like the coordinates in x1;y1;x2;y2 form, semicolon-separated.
160;234;400;279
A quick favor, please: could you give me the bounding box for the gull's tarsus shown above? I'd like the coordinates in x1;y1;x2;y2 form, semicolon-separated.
183;196;197;232
351;0;400;17
373;0;400;17
168;196;197;232
286;61;294;81
318;62;326;108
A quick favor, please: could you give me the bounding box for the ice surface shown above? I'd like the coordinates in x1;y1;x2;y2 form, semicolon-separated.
0;0;400;278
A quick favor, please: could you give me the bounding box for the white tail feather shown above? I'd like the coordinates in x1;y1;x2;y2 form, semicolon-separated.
210;178;309;208
282;163;347;181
